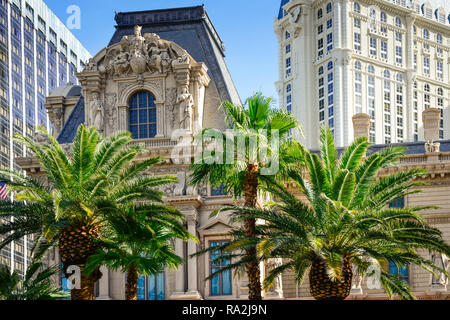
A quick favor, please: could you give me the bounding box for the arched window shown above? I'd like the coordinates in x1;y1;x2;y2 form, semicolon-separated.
369;8;376;19
384;70;390;78
318;66;324;75
355;60;361;70
326;3;332;14
354;2;360;13
437;33;442;44
368;65;375;74
380;12;387;23
327;61;333;70
423;28;429;39
129;91;157;139
395;17;402;28
318;8;323;19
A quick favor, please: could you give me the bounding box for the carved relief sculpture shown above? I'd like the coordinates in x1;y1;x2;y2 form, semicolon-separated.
431;252;449;288
90;92;104;133
177;85;194;132
105;93;118;135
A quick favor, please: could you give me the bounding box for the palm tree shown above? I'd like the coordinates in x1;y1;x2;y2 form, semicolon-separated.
0;125;177;300
85;204;196;300
190;92;303;300
221;128;450;300
0;260;68;300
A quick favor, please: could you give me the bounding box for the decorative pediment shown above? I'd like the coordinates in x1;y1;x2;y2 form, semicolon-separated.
83;25;191;79
75;25;210;141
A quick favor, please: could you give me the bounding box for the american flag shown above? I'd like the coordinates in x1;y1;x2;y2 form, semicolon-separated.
0;182;8;200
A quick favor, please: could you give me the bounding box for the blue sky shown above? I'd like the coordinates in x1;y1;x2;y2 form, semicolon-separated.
45;0;281;105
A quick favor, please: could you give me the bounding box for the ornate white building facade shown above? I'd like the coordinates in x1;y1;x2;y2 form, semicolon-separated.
275;0;450;149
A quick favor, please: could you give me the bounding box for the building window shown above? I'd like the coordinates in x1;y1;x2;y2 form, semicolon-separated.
286;44;291;54
354;2;360;13
137;273;165;300
389;197;404;208
129;91;157;139
326;33;333;51
326;3;332;14
285;31;290;40
395;17;402;28
380;12;387;23
327;61;333;71
381;41;387;59
211;183;227;196
423;57;430;75
369;37;377;56
210;241;232;296
436;34;442;44
318;8;323;20
354;32;361;51
423;28;429;40
437;61;443;79
389;262;409;283
395;46;402;64
327;19;332;29
354;18;360;28
318;24;323;35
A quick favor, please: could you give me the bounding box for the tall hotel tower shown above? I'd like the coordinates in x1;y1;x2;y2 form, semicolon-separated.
0;0;90;276
274;1;450;149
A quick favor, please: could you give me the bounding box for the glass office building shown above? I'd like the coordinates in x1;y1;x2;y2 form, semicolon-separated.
0;0;90;277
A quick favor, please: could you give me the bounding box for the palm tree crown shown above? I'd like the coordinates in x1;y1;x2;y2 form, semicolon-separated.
0;124;178;299
219;128;450;300
190;92;303;300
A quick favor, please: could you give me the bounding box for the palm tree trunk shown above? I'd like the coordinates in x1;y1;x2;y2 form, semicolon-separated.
243;163;262;300
309;254;353;300
126;264;138;300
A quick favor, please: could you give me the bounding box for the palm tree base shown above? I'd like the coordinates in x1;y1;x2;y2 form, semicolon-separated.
309;257;352;300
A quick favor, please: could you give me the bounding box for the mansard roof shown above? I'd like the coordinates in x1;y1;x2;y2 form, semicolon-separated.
48;83;81;98
57;96;85;144
109;5;240;105
278;0;290;19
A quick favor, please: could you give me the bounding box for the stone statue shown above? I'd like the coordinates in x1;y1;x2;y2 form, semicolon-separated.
112;50;130;76
98;25;185;78
90;92;104;132
425;140;440;153
264;259;284;298
177;85;194;131
431;252;449;287
85;58;97;71
105;93;117;134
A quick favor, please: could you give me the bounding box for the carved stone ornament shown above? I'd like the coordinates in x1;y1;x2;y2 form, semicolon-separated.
431;252;449;288
425;140;440;153
90;92;105;133
92;25;187;78
105;93;117;135
287;5;302;37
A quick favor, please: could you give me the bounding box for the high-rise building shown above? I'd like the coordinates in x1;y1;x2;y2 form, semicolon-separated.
274;0;450;149
0;0;90;277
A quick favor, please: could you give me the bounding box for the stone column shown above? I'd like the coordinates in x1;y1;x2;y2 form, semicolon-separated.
423;108;441;142
155;100;164;137
186;212;200;297
174;238;185;293
352;113;370;139
117;104;128;131
96;266;112;300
